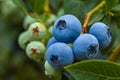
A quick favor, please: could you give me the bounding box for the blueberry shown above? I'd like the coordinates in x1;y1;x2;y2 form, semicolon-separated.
96;51;108;60
26;41;46;63
23;15;36;30
18;31;31;49
47;37;58;48
72;34;99;60
89;22;112;49
46;43;74;70
52;14;82;43
28;22;47;40
44;61;61;77
46;14;57;28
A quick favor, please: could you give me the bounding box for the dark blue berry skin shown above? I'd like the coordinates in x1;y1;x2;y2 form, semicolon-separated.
47;37;57;48
89;22;112;49
46;43;74;70
72;34;99;60
96;51;108;60
52;14;82;43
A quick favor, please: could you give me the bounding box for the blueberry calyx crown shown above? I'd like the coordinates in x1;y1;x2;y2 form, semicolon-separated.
32;26;39;35
50;55;60;64
56;20;66;30
87;44;98;58
30;47;39;55
107;28;112;39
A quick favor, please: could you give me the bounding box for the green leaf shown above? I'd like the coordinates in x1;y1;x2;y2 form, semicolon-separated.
88;10;104;26
65;60;120;80
12;0;45;15
105;0;118;10
49;0;63;11
108;4;120;17
27;0;45;14
112;4;120;12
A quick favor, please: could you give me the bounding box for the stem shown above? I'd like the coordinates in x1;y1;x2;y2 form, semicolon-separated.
108;45;120;61
81;1;105;33
44;0;51;13
108;11;114;16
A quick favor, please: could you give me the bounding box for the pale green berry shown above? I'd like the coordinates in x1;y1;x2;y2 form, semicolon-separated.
26;41;46;63
57;8;65;17
48;25;53;35
44;61;61;77
28;22;47;41
23;15;36;30
18;31;31;49
46;14;57;27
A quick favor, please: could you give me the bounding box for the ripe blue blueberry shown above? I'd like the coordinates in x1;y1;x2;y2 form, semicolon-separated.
96;51;108;60
89;22;112;49
47;37;58;48
52;14;82;43
72;34;99;60
46;43;74;70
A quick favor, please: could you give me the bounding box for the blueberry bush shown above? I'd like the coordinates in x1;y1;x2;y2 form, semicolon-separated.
0;0;120;80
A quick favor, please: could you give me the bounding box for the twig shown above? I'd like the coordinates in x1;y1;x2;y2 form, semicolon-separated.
108;44;120;61
44;0;51;13
81;1;105;34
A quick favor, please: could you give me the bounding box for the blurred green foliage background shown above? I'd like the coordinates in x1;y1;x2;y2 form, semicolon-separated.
0;0;120;80
0;0;46;80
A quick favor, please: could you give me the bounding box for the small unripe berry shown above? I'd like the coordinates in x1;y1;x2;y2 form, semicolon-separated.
26;41;46;63
46;14;57;27
48;25;53;35
28;22;47;41
23;15;36;30
44;61;61;77
18;31;31;49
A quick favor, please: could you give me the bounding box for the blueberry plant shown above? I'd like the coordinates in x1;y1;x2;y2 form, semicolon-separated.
1;0;120;80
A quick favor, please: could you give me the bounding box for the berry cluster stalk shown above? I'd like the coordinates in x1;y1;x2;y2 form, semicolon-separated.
81;1;105;33
44;0;51;13
108;45;120;61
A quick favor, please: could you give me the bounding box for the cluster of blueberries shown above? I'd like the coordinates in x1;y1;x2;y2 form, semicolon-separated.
18;19;47;63
18;14;112;77
46;14;112;71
